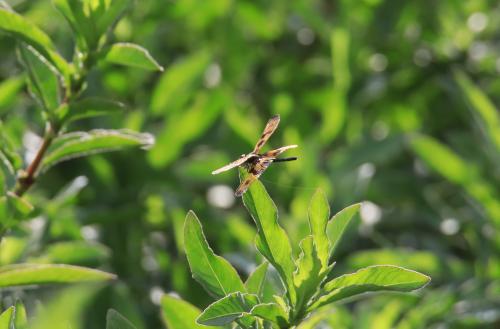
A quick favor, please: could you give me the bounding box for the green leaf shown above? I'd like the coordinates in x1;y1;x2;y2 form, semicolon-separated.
101;43;163;71
59;97;126;124
293;236;324;314
308;189;330;269
251;303;289;328
0;306;14;329
149;91;224;168
0;264;115;287
245;262;269;297
0;75;24;112
94;0;131;36
14;300;27;329
6;192;34;218
0;8;70;77
453;69;500;153
42;129;154;171
161;294;217;329
40;241;110;265
197;292;259;326
310;265;431;310
242;173;296;305
18;44;61;112
31;285;99;329
150;51;211;115
184;211;246;299
106;309;137;329
326;203;360;256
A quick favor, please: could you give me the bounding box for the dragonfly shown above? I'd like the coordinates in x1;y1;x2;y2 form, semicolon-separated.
212;115;297;197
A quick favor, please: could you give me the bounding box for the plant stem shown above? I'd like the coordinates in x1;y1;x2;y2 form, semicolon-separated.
13;123;55;197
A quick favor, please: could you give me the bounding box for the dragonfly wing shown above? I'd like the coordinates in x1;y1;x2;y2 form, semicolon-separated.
252;115;280;154
263;144;298;158
212;154;252;175
235;158;272;197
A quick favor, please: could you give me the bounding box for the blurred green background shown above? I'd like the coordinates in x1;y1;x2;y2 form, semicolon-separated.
1;0;499;328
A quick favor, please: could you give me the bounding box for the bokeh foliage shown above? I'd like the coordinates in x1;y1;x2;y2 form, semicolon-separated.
0;0;499;328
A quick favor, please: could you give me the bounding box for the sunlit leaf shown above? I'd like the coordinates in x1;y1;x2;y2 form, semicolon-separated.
106;309;137;329
310;265;430;310
326;203;360;256
14;300;27;329
242;172;296;305
161;294;217;329
0;306;14;329
293;236;324;314
308;189;330;269
42;129;154;171
197;292;259;326
184;211;245;299
101;43;163;71
0;264;115;287
40;241;110;265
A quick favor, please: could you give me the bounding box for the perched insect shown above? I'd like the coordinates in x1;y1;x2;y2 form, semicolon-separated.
212;115;297;197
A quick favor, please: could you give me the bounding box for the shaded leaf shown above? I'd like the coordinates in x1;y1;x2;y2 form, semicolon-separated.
18;44;60;112
197;292;259;326
59;97;126;124
106;309;137;329
242;173;296;305
14;300;27;329
245;262;269;297
326;203;360;256
0;264;115;287
102;43;163;71
0;75;24;112
0;8;69;76
42;129;154;171
161;294;217;329
251;302;289;328
310;265;430;310
184;211;245;299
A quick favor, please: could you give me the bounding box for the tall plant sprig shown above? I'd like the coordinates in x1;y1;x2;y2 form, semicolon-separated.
162;174;430;328
0;1;162;236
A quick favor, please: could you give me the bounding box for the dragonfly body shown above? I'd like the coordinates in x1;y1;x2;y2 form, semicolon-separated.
212;115;297;196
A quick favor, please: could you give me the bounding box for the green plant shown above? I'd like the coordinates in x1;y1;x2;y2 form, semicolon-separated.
162;174;430;328
0;0;161;327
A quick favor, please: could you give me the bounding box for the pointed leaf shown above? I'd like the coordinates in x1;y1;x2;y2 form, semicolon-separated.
59;97;126;124
184;211;245;299
251;303;289;328
293;236;324;313
308;189;330;269
95;0;131;36
326;203;360;256
161;294;216;329
242;173;296;305
0;8;70;76
14;300;27;329
0;264;115;287
102;43;163;71
0;306;14;329
106;309;137;329
18;44;60;112
310;265;430;310
42;129;154;171
245;262;269;297
6;192;34;218
197;292;259;326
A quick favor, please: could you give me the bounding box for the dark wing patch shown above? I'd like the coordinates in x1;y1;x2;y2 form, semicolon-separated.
252;115;280;154
263;144;298;158
235;158;272;197
212;154;253;175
